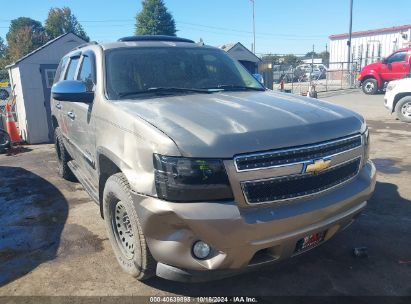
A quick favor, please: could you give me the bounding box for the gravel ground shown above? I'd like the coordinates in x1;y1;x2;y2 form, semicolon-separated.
0;89;410;297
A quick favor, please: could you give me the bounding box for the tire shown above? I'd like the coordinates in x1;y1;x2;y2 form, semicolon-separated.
0;130;11;153
361;78;378;95
54;127;76;181
103;173;156;280
395;96;411;123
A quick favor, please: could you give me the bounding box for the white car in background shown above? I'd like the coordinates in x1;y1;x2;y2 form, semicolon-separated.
384;78;411;123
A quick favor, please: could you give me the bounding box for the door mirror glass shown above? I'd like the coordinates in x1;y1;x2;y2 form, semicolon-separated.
52;80;94;103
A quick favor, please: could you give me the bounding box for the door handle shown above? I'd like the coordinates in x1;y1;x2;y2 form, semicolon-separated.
55;103;62;110
67;112;76;120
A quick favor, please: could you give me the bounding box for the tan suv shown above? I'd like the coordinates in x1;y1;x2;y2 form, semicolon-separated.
50;35;376;282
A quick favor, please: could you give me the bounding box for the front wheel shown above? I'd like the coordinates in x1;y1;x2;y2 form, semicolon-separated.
0;130;11;153
395;96;411;123
103;173;156;280
361;78;378;95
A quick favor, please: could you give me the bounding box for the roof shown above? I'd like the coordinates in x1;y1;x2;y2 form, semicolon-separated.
100;40;210;50
118;35;194;43
219;42;261;63
6;32;87;69
329;24;411;40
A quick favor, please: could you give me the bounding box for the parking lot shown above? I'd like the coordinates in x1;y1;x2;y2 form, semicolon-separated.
0;89;410;296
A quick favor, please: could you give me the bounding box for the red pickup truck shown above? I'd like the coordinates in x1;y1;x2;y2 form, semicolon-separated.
358;48;411;94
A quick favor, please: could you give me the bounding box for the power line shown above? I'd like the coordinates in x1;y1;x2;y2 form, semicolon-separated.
0;18;324;39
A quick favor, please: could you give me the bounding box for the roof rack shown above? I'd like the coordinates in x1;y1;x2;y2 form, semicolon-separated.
117;35;194;43
72;41;99;50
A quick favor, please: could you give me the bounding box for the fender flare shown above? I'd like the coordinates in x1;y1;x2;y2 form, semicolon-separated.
362;71;383;89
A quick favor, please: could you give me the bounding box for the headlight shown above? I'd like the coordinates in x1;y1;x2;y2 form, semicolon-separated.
386;83;396;91
153;154;233;201
362;128;370;163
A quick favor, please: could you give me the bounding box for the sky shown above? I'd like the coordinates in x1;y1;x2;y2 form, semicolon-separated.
0;0;410;55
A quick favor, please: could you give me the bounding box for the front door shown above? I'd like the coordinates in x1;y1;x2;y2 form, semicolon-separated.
381;50;409;81
40;64;58;142
65;52;98;187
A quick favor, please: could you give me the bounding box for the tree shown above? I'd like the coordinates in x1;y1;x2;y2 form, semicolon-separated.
45;7;89;41
135;0;176;36
282;54;302;67
305;51;318;59
0;37;9;81
261;54;280;64
6;17;46;62
319;51;330;66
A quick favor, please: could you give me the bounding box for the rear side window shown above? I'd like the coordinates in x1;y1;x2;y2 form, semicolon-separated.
65;57;80;80
387;51;406;63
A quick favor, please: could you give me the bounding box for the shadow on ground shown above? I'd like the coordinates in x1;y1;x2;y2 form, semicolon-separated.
144;181;411;296
0;166;68;286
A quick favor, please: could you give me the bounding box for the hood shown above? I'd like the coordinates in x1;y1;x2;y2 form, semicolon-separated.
116;91;364;158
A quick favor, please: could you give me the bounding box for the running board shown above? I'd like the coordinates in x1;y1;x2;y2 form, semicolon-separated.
68;160;99;204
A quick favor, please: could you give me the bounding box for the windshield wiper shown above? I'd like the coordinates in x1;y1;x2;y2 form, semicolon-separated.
118;87;215;98
212;85;266;91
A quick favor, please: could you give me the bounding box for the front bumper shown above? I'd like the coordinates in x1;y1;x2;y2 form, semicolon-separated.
384;90;395;112
132;161;376;282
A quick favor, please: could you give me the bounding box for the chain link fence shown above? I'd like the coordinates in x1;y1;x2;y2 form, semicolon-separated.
259;61;361;94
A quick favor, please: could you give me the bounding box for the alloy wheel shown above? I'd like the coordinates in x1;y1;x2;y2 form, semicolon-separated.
401;102;411;118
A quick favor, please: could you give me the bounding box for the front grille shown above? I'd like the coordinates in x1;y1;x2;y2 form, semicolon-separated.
235;135;362;171
242;158;361;204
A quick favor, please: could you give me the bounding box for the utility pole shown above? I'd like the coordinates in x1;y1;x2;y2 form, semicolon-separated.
310;44;314;79
347;0;353;86
251;0;256;53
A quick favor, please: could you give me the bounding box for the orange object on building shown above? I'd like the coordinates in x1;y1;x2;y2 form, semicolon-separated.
5;103;21;143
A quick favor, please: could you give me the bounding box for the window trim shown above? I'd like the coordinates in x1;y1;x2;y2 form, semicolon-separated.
44;69;57;88
64;56;81;80
77;50;97;91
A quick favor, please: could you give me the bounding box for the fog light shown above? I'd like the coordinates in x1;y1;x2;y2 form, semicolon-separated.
192;241;211;259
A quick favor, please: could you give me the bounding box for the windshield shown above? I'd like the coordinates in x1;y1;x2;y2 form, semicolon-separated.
105;47;264;99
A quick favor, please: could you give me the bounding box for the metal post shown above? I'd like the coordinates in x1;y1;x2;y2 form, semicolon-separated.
252;0;256;53
347;0;353;87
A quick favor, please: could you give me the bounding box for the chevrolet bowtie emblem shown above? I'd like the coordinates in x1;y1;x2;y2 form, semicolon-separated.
305;159;331;174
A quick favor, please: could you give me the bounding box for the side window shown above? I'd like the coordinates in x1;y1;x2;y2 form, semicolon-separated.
54;57;69;83
78;55;95;91
45;69;57;88
386;51;406;64
65;57;80;80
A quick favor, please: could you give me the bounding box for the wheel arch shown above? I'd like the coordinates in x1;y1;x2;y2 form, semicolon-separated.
361;73;383;89
97;150;122;218
393;93;411;113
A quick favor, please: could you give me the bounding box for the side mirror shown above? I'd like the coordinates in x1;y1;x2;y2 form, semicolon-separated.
382;57;387;64
52;80;94;103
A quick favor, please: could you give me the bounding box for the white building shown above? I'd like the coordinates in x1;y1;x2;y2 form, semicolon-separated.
329;24;411;69
6;33;86;144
